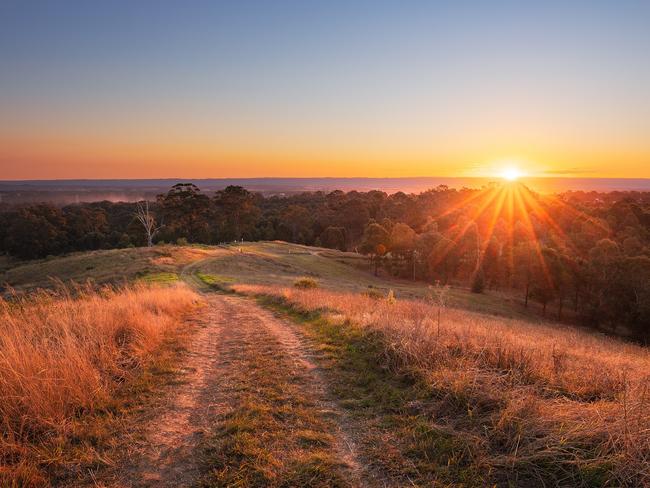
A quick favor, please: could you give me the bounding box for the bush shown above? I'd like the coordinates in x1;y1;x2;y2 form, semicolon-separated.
294;277;319;289
176;237;189;246
117;233;132;248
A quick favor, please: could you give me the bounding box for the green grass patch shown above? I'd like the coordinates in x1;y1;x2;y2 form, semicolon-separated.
196;272;235;290
256;295;484;487
137;272;179;284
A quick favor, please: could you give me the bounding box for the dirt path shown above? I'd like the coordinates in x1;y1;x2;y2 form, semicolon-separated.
94;290;374;487
214;294;369;486
89;296;224;487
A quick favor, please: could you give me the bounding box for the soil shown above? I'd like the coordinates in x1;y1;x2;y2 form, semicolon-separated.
89;292;376;487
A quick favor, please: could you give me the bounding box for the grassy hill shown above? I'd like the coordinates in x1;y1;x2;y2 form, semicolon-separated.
1;241;532;320
188;241;535;321
0;245;220;290
3;242;649;486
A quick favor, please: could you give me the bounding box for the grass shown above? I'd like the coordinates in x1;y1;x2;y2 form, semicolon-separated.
0;245;224;291
2;241;539;322
258;296;484;486
137;271;179;284
197;308;350;488
195;272;235;290
4;241;644;485
0;282;200;486
193;241;535;321
238;284;650;486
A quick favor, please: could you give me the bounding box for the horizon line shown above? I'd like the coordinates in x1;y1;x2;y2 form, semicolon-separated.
2;175;650;183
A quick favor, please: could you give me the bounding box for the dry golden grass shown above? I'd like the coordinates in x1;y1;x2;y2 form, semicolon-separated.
0;282;200;485
0;244;225;291
236;284;650;485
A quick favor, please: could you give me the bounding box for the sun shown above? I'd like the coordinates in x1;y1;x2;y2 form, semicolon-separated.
501;167;522;181
483;158;530;181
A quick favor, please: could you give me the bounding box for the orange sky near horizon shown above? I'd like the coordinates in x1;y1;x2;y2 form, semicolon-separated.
2;130;649;180
2;2;649;181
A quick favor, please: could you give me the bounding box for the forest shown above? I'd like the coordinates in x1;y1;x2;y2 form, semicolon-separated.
2;182;650;340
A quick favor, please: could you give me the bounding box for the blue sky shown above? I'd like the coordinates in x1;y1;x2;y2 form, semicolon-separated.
1;0;649;178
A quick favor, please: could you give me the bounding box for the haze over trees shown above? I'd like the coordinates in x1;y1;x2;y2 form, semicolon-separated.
2;183;650;339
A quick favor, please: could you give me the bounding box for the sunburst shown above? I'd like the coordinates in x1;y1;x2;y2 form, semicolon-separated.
501;167;522;181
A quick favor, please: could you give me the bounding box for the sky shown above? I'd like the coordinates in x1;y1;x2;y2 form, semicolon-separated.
1;0;649;180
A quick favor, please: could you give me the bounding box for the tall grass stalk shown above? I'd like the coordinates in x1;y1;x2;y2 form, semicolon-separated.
0;282;200;485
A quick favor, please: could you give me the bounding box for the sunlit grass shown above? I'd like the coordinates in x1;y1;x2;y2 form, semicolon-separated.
0;282;200;485
137;271;179;284
237;284;650;485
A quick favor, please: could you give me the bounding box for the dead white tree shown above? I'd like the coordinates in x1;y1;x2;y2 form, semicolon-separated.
428;281;450;339
135;200;162;247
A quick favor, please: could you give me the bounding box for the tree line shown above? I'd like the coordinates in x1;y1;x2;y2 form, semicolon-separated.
2;182;650;340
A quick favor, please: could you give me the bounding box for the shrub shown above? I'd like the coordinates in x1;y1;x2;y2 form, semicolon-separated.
293;277;318;289
176;237;189;246
117;233;131;248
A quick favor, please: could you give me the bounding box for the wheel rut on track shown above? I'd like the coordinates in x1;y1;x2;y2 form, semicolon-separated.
95;290;377;487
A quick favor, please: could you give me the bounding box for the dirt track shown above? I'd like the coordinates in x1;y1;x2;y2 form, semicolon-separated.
95;292;372;487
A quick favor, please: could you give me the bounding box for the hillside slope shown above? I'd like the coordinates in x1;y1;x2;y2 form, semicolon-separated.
1;241;532;320
190;241;535;320
3;242;649;486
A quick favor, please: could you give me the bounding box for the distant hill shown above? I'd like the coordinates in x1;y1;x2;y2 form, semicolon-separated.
1;177;649;204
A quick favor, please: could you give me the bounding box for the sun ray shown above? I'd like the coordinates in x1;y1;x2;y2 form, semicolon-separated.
477;185;508;267
429;185;502;270
437;184;496;219
545;193;612;238
518;186;580;255
512;185;554;288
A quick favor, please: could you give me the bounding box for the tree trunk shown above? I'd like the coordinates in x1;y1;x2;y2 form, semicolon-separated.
524;282;530;307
